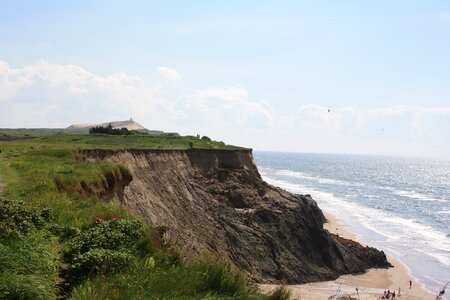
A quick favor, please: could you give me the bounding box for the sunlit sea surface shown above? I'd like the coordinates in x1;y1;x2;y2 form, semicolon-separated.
254;151;450;295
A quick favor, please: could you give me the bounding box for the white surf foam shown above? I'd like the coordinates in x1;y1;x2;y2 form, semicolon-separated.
390;189;446;202
260;167;362;187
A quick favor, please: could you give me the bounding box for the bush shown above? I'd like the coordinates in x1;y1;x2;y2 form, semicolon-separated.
89;124;130;135
62;218;154;284
68;248;134;283
0;198;50;239
63;218;147;261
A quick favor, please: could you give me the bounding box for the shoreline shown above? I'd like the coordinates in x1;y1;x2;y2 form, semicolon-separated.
260;212;437;300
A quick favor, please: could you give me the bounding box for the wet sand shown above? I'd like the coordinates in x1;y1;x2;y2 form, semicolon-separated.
260;213;437;300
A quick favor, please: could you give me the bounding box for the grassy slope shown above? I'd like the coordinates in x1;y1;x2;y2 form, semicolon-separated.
0;133;286;300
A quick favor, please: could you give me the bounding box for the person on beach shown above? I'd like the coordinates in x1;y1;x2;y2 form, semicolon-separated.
398;287;401;296
409;280;412;289
393;291;396;299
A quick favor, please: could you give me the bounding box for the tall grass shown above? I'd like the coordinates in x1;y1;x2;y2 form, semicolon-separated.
69;259;291;300
0;233;58;299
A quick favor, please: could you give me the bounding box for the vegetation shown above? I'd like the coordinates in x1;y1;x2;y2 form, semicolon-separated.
0;133;285;299
89;124;131;135
0;128;247;150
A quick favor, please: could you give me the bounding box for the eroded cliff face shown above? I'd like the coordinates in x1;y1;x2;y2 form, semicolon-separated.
83;149;390;283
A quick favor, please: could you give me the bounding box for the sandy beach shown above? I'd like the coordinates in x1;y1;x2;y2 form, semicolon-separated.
260;213;438;300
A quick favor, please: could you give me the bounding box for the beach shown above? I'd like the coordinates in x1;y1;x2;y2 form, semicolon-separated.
260;212;437;300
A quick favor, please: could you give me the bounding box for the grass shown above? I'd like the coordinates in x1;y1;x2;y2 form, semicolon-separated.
0;232;58;300
0;129;248;150
0;133;287;300
69;260;287;300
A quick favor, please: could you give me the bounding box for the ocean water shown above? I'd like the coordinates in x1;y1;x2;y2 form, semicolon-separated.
254;151;450;296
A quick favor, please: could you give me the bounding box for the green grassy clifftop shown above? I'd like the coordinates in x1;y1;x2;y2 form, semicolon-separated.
0;133;285;300
0;129;248;150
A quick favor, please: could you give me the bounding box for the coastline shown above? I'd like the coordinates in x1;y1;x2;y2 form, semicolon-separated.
260;212;437;300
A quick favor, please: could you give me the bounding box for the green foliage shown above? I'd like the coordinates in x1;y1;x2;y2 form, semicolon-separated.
0;273;56;300
68;258;278;300
152;251;182;269
195;259;247;296
1;146;129;229
144;256;155;269
68;248;134;283
63;218;153;284
35;132;247;150
89;124;131;135
63;218;148;261
0;233;58;299
0;198;50;239
0;128;63;141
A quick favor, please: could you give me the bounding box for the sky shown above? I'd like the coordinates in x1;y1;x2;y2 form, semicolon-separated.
1;1;450;158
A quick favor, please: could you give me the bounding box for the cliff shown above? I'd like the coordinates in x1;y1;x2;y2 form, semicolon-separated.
82;149;390;283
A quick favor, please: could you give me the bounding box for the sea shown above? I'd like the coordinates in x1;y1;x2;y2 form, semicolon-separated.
253;151;450;296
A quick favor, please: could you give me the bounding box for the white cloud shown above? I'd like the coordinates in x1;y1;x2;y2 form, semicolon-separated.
183;86;273;127
156;66;182;82
0;60;184;128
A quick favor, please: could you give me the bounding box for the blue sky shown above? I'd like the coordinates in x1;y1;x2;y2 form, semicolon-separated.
1;1;450;158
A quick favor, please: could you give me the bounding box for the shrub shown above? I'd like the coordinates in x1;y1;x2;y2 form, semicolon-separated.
62;218;154;284
0;198;50;239
63;218;147;261
68;248;134;283
201;136;212;142
89;124;130;135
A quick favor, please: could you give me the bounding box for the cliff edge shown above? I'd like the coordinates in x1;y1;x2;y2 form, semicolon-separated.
83;149;390;284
